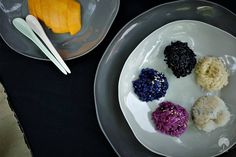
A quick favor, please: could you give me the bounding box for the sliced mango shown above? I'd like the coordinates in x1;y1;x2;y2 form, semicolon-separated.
68;0;82;35
47;0;68;33
28;0;36;16
55;0;69;33
48;0;61;33
34;0;42;18
40;0;50;28
28;0;82;35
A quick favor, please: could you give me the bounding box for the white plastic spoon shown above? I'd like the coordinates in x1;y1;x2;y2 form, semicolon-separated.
26;15;71;74
12;18;67;75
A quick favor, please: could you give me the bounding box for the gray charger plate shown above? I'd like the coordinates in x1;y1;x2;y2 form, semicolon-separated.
94;0;236;157
0;0;120;60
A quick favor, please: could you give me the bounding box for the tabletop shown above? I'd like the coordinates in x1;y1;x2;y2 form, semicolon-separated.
0;0;235;157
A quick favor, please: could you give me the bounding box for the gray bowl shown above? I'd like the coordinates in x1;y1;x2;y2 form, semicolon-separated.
94;0;236;157
0;0;120;60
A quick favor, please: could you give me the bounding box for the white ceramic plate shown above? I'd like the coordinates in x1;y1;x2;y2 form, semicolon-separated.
118;20;236;157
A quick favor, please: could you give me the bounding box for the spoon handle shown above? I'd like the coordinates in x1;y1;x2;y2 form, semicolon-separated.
12;18;67;75
26;15;71;74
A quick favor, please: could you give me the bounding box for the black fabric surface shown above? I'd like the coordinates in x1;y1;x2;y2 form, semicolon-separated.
0;0;235;157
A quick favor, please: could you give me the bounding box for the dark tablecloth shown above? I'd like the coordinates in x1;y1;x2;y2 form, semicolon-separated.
0;0;235;156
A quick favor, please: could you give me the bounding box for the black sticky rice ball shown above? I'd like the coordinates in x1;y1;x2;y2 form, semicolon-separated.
164;41;197;78
132;68;169;102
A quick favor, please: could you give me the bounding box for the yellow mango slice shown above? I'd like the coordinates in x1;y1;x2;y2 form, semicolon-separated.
68;0;82;35
40;0;50;28
34;0;42;18
28;0;36;17
55;0;69;33
28;0;82;35
49;0;70;33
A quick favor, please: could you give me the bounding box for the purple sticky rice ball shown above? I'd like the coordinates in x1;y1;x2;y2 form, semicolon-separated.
152;101;189;137
132;68;168;102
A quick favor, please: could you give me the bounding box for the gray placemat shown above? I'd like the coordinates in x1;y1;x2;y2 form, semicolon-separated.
0;83;31;157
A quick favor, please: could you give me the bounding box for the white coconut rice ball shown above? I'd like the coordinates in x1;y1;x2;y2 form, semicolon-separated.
192;96;230;132
195;57;229;92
